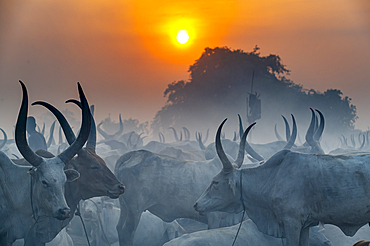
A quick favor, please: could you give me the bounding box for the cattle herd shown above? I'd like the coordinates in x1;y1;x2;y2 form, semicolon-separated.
1;81;370;246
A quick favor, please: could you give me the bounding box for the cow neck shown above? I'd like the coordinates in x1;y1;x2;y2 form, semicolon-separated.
231;169;246;246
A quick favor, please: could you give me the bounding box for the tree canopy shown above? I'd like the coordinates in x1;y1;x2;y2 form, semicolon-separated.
152;47;357;142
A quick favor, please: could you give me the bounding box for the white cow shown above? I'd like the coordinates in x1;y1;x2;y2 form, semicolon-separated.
195;119;370;246
164;219;331;246
0;81;90;245
82;197;185;246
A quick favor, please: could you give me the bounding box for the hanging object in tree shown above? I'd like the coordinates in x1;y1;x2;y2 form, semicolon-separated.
246;71;261;124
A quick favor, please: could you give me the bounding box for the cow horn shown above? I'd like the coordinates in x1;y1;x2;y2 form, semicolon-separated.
283;114;297;150
203;129;209;143
31;102;76;145
281;115;291;142
46;121;56;148
238;114;243;140
234;122;256;168
169;127;179;142
57;83;91;164
196;132;206;150
41;122;45;136
306;108;318;148
0;128;7;150
359;134;366;150
182;127;190;141
112;114;123;140
274;124;283;141
65;100;96;151
15;81;44;167
216;119;234;172
313;109;325;142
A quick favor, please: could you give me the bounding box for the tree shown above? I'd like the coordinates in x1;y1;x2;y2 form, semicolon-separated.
152;47;357;142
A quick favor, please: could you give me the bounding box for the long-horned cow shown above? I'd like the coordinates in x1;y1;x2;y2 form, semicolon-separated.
0;81;91;246
18;97;125;245
114;120;253;246
195;119;370;246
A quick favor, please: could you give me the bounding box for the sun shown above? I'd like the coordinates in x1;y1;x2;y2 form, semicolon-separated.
176;30;189;44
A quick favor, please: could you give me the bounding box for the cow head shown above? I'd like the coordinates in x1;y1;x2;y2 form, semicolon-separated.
81;197;103;222
71;147;125;199
16;81;91;220
32;99;125;200
194;119;254;215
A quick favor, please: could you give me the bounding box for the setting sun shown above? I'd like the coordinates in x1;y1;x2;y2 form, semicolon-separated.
176;30;189;44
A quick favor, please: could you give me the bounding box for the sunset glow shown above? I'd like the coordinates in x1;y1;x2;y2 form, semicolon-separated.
132;1;236;64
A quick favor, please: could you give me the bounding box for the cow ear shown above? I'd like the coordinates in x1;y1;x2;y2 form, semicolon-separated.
28;167;37;176
65;169;80;182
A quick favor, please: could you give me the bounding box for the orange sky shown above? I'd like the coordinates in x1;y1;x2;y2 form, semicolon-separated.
0;0;369;136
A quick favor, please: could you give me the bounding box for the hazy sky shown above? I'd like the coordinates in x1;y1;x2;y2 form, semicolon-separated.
0;0;369;136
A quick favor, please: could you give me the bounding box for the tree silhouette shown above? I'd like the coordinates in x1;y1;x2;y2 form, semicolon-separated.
152;47;357;142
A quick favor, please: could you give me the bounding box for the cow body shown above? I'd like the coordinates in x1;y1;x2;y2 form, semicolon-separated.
115;150;225;246
164;219;331;246
82;197;185;246
196;149;370;246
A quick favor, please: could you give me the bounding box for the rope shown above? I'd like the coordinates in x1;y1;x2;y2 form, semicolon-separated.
76;202;91;246
24;172;39;245
231;170;246;246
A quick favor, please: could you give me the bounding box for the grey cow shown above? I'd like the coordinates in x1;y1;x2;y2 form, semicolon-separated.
0;81;90;245
195;119;370;246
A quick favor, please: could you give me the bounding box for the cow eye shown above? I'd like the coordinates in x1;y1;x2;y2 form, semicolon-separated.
212;181;219;185
42;180;49;187
91;166;99;170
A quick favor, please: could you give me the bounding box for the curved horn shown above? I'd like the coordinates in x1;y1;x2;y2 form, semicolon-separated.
182;127;190;141
41;123;45;136
58;125;63;144
0;128;7;150
238;114;244;140
169;127;179;142
281;115;291;142
351;134;356;148
196;132;206;150
283;114;297;150
111;114;123;140
31;101;76;144
313;109;325;142
359;134;366;150
158;132;163;143
97;122;111;140
65;100;96;151
274;124;283;141
216;119;234;172
127;131;134;149
158;132;165;143
233;132;237;142
305;108;316;147
15;81;44;167
179;131;183;142
203;129;209;143
46;121;56;148
57;83;91;164
244;137;264;162
234;122;256;168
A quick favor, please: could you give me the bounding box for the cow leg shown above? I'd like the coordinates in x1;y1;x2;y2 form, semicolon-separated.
117;198;142;246
299;226;309;246
283;218;301;246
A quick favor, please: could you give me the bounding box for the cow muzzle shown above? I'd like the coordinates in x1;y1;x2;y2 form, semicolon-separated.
107;183;125;199
56;208;71;220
